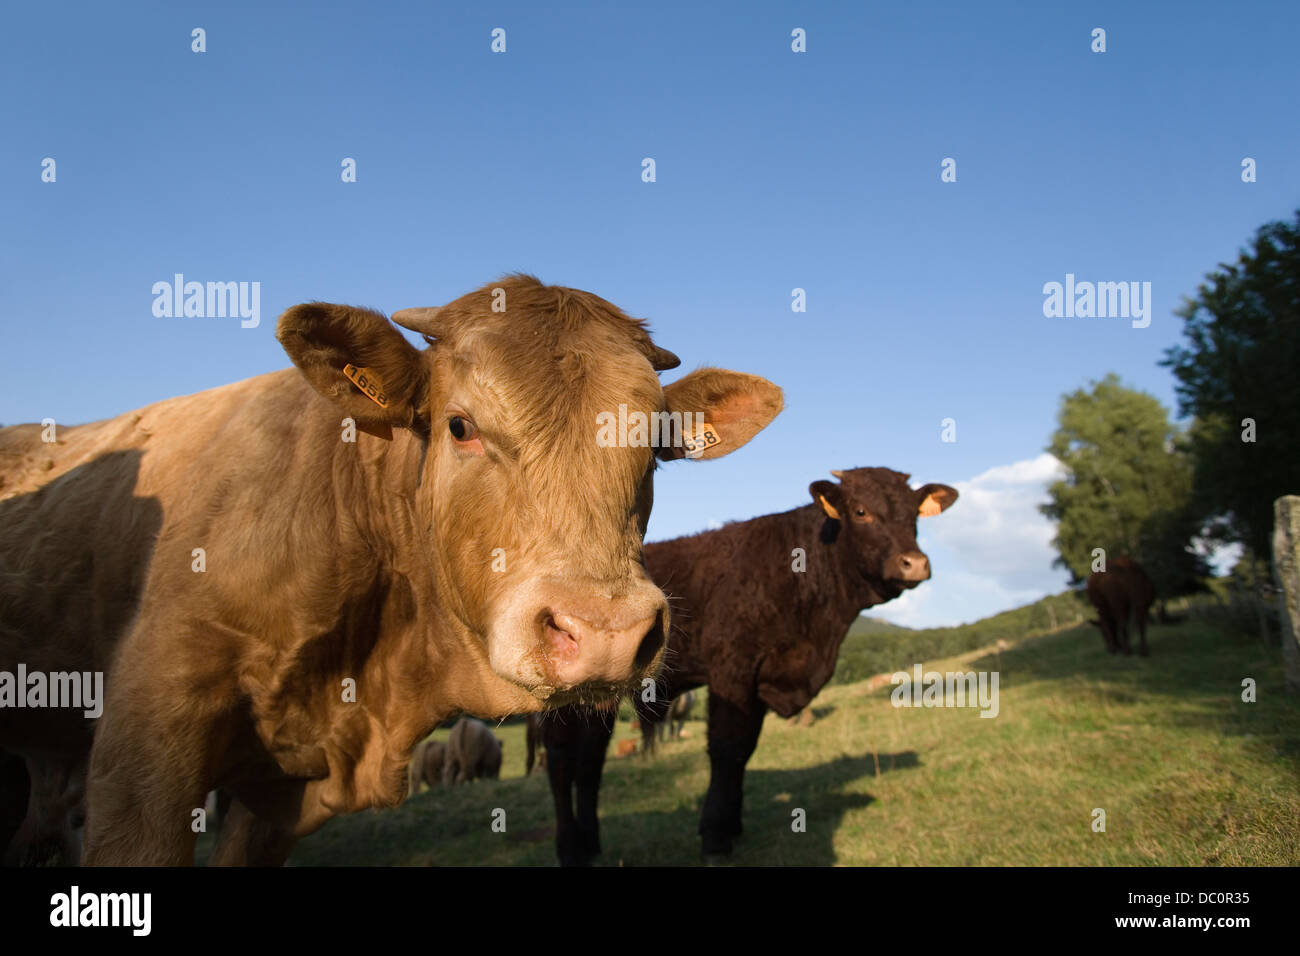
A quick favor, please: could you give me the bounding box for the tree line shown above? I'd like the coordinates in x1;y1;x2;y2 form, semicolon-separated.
1042;208;1300;623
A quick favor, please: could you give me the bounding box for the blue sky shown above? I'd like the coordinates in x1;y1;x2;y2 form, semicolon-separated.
2;1;1297;625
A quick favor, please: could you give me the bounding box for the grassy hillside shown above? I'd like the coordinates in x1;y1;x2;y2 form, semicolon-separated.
287;616;1300;866
833;590;1091;686
845;616;912;636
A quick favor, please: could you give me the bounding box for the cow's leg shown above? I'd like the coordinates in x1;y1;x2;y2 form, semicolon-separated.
0;750;29;863
1118;605;1134;655
573;705;615;862
2;755;84;866
82;682;215;865
641;716;658;755
634;691;669;757
1136;608;1150;657
209;797;297;866
543;709;582;866
699;692;766;858
544;705;615;866
1098;609;1120;653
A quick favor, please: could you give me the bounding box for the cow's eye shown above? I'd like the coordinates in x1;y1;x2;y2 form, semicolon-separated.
855;508;873;523
448;416;478;442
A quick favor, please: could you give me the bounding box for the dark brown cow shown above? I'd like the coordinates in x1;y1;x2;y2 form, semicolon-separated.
1086;556;1155;657
0;275;782;865
524;714;547;775
543;466;957;864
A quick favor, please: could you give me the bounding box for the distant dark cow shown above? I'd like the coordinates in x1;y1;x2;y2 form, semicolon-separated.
407;740;447;795
543;466;958;864
0;275;783;865
1086;557;1155;657
442;719;503;785
643;690;696;753
525;714;547;775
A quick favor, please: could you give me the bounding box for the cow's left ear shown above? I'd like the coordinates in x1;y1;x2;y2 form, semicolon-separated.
277;303;429;431
657;368;783;461
916;483;958;517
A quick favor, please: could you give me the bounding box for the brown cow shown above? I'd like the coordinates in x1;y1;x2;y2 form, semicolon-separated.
1086;556;1155;657
442;718;503;785
543;466;957;863
0;275;783;865
408;740;447;795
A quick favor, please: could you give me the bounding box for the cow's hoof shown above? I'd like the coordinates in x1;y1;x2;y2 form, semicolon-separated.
701;835;734;858
702;851;733;866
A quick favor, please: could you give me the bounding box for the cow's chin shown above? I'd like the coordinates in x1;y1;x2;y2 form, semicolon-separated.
860;568;911;601
533;680;640;711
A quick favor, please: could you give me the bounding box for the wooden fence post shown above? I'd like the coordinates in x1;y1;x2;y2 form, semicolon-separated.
1272;496;1300;694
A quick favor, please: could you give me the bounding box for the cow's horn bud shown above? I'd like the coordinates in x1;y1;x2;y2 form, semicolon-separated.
391;307;444;338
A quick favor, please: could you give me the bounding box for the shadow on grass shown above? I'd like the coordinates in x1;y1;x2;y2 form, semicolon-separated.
598;750;919;866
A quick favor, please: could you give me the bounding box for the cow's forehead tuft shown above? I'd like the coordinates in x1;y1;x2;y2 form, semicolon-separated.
835;466;913;490
429;278;667;431
835;467;919;519
433;276;660;352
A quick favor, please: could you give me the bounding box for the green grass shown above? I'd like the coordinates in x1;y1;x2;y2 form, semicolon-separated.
287;618;1300;866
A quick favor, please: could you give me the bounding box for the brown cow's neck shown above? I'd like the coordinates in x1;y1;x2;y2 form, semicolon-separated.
739;502;892;624
228;410;536;823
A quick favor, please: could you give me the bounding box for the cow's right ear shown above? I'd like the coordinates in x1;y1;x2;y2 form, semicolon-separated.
277;303;429;430
809;480;844;521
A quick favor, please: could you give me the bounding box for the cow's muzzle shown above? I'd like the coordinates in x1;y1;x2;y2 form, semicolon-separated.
886;550;931;585
541;606;665;689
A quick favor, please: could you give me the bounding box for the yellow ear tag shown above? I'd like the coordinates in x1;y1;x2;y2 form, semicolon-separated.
919;495;942;517
342;364;390;409
682;419;720;459
818;494;841;521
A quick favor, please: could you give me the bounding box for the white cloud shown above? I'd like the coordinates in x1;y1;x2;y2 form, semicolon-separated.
868;453;1072;629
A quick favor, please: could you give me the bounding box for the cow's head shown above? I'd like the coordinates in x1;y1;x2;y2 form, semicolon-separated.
277;276;782;709
808;467;957;600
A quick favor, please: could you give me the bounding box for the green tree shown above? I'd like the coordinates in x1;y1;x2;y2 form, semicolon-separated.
1041;375;1208;601
1161;209;1300;560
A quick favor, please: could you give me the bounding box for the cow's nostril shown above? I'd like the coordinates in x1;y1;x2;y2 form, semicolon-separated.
633;610;666;670
544;614;581;659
